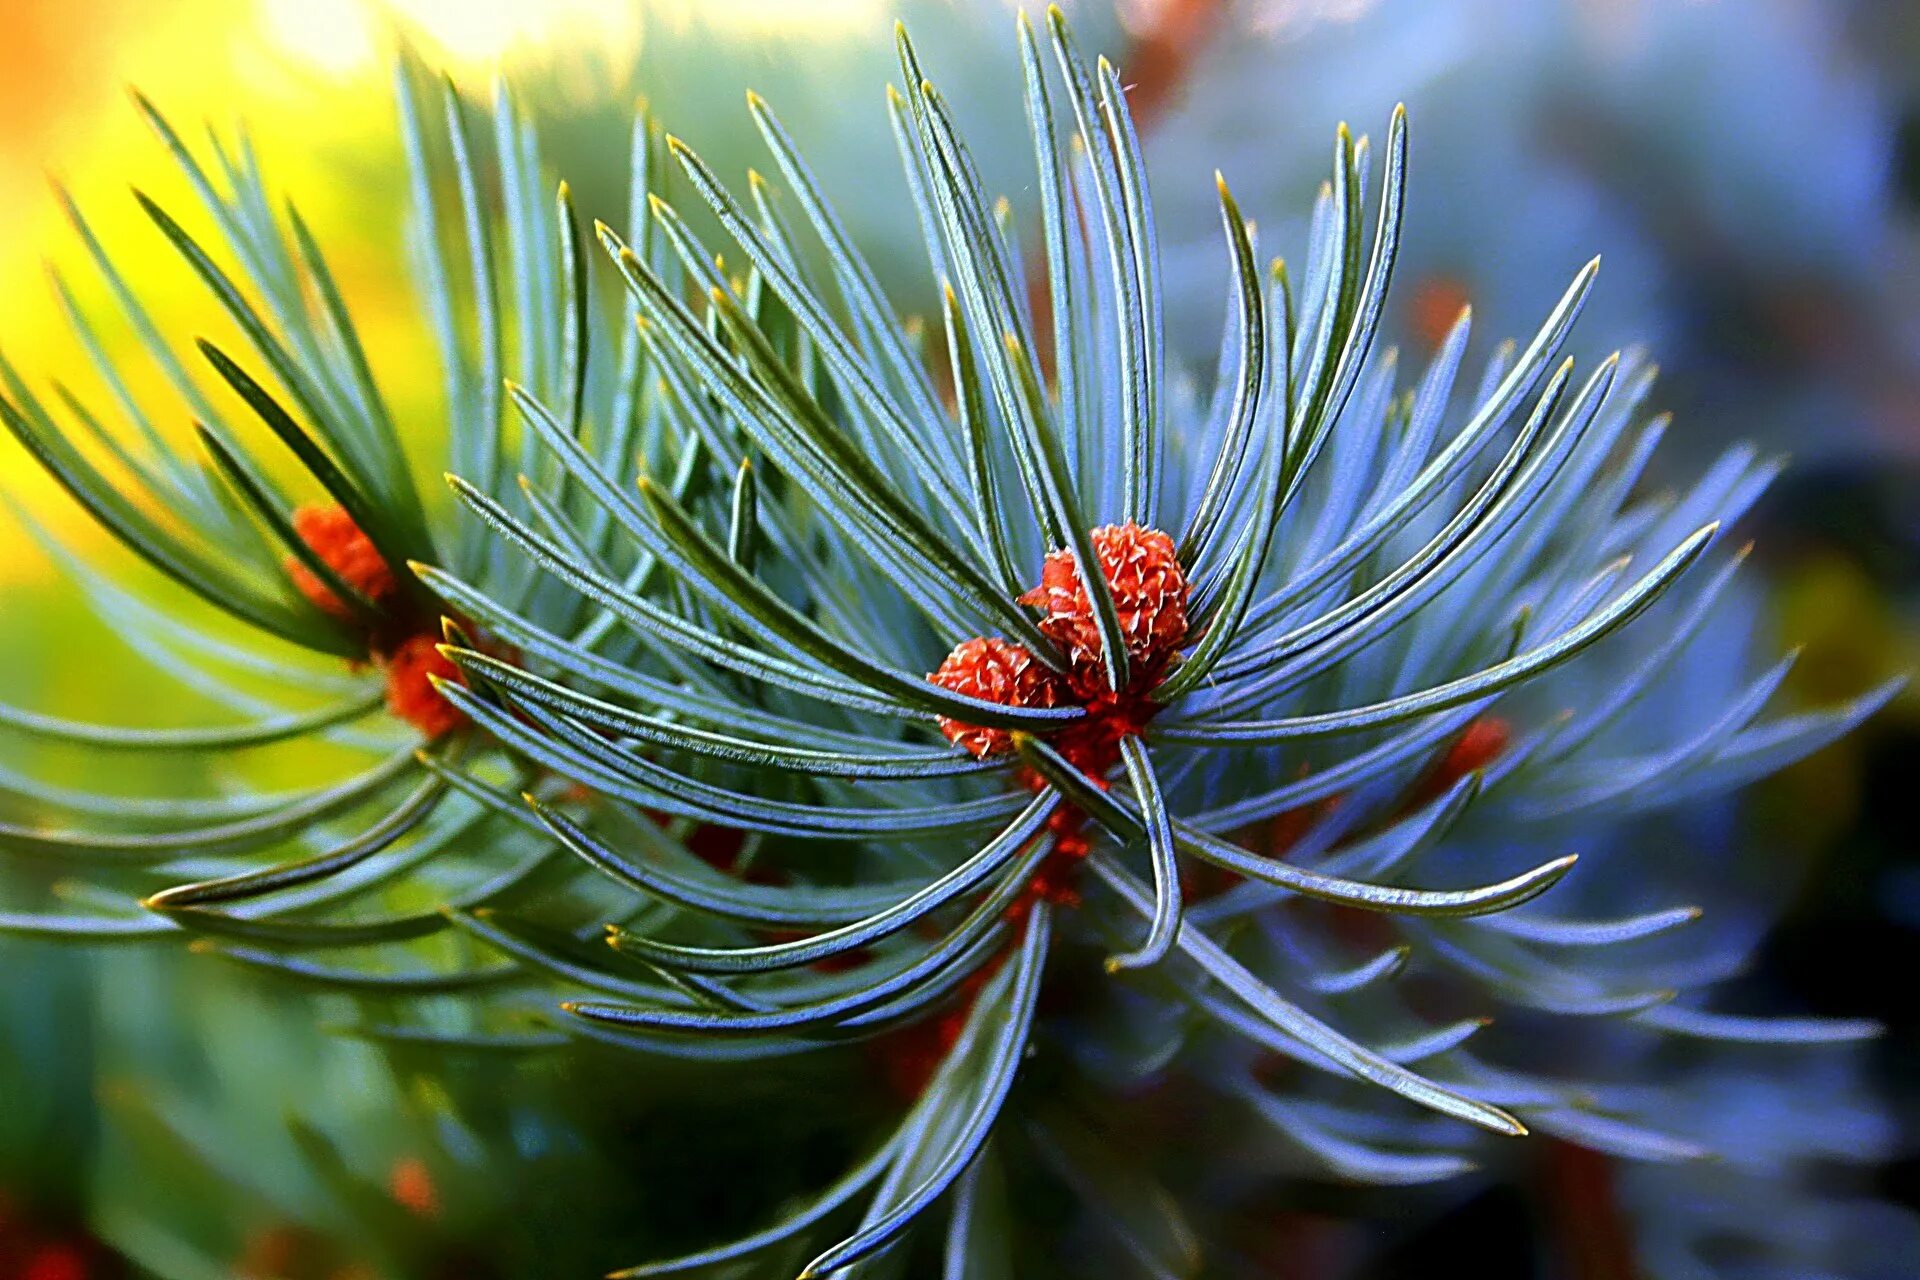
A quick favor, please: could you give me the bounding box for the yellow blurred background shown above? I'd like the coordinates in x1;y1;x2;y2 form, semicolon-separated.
0;0;901;584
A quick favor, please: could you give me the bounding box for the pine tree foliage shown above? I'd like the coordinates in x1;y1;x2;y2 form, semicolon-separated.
0;53;662;949
0;9;1903;1277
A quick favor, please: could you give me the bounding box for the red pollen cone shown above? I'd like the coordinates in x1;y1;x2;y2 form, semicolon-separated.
380;632;466;739
1019;522;1189;682
285;504;395;619
928;637;1068;758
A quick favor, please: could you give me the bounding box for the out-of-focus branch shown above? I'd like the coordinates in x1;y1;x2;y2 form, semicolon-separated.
1117;0;1227;129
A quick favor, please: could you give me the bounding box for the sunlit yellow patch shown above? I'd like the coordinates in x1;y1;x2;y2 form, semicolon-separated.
258;0;889;75
0;0;913;587
260;0;379;72
639;0;889;38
